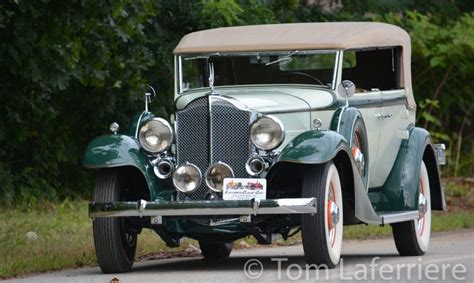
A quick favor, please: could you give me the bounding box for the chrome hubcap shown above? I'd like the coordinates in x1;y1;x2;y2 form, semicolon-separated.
327;183;340;247
417;178;427;236
418;193;427;217
330;201;340;227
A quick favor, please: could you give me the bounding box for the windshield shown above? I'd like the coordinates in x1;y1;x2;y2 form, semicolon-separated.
177;50;338;93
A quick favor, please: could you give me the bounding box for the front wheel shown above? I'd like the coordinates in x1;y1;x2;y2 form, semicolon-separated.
92;169;137;273
391;161;432;255
301;161;343;268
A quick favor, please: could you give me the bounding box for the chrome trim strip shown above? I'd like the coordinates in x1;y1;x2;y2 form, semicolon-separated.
381;95;408;107
326;95;407;110
89;198;317;218
208;95;213;163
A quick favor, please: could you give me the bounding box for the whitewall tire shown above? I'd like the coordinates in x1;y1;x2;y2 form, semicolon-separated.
302;161;343;268
392;161;432;255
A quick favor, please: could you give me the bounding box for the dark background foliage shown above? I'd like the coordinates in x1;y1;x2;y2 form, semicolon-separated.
0;0;472;206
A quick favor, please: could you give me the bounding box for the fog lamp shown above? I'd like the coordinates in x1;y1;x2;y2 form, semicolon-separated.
205;162;234;192
172;163;201;193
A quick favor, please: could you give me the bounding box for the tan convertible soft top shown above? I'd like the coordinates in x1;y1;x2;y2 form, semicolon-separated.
174;22;414;109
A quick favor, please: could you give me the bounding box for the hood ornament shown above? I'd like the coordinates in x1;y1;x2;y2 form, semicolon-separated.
208;63;219;95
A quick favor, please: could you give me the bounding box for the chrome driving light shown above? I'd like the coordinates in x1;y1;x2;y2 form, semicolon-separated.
138;118;173;153
205;162;234;192
172;163;201;193
250;115;285;150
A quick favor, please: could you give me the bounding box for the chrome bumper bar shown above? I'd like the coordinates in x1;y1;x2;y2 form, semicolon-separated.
89;198;317;218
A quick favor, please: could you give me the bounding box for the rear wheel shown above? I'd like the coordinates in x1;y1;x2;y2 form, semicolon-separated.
392;161;432;255
301;161;343;268
92;169;137;273
199;241;233;261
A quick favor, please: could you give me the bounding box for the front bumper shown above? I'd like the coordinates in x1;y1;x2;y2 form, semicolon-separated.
89;198;317;218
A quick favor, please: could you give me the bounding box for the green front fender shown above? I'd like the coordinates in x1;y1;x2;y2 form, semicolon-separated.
82;134;163;200
277;130;350;164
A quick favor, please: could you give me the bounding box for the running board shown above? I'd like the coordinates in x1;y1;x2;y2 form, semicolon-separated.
378;211;420;224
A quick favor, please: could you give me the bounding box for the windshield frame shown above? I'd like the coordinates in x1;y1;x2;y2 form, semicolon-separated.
175;50;342;94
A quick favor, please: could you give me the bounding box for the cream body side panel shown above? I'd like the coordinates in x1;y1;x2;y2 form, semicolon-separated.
371;89;416;187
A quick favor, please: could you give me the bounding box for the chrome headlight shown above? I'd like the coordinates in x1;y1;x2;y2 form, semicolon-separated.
250;115;285;150
173;163;201;193
205;162;234;192
138;118;173;153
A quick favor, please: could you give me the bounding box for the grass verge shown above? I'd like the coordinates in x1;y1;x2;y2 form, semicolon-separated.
1;179;472;278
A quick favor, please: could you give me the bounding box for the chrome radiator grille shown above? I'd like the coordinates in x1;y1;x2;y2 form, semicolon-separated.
175;96;252;201
175;97;209;200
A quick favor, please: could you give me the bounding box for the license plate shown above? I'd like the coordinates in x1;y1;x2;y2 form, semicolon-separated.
223;178;266;200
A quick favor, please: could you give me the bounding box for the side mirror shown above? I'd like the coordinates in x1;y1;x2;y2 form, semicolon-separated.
144;85;156;112
337;80;355;106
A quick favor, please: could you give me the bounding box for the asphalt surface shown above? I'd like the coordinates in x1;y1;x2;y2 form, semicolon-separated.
5;230;474;283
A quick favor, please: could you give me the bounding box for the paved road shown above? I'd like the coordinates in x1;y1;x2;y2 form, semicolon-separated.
6;230;473;283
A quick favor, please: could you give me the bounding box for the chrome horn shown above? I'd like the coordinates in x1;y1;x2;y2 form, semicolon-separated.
152;158;175;179
245;156;268;176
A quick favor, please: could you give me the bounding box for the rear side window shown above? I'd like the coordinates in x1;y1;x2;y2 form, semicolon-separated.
342;47;401;92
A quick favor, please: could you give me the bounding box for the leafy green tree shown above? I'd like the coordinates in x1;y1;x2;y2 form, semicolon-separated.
0;0;158;205
0;0;472;206
376;11;474;176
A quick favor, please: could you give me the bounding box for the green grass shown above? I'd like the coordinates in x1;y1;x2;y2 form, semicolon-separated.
0;201;182;279
1;198;473;278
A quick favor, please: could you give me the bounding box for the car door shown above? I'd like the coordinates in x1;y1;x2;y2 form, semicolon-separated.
374;89;416;184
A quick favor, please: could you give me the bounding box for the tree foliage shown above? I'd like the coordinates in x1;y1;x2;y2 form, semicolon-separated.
0;0;472;206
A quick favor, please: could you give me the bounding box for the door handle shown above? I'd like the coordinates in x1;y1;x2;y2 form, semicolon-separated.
375;113;392;120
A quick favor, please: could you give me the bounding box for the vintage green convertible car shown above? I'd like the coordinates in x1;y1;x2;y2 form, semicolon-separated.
84;22;447;273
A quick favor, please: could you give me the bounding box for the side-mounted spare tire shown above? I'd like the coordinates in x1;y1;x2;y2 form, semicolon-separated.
334;108;369;188
348;117;369;187
92;169;138;273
